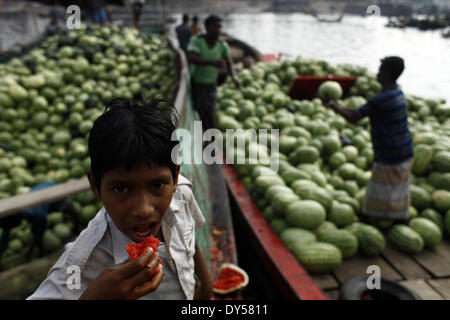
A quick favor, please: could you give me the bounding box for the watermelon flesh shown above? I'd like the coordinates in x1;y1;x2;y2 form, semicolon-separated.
213;263;249;294
126;235;162;274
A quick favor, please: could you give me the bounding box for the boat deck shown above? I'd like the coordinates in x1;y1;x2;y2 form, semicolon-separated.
316;240;450;300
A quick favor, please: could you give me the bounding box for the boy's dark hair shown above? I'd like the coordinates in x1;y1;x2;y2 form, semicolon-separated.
204;15;222;29
380;56;404;81
88;98;180;192
193;16;199;23
182;13;189;23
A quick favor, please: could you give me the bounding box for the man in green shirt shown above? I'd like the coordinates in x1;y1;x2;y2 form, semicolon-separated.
188;15;239;131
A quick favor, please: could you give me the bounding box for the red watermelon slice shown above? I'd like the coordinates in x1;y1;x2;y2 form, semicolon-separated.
126;235;162;274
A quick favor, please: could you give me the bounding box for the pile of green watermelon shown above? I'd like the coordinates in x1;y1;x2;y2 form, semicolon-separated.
0;25;175;199
216;56;450;274
0;25;177;270
0;191;103;270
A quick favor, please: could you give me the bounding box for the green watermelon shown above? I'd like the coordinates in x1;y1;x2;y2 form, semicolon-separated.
292;242;342;274
409;217;442;248
314;221;337;237
271;193;300;217
431;190;450;212
264;185;295;202
42;230;62;253
432;152;450;172
270;219;289;235
253;175;285;195
53;223;72;242
412;144;433;176
289;146;320;165
285;200;326;230
280;168;311;186
421;208;445;231
328;201;357;227
354;225;385;256
410;185;431;210
263;206;274;222
318;81;343;100
294;187;333;211
280;227;317;250
388;224;424;254
318;229;358;258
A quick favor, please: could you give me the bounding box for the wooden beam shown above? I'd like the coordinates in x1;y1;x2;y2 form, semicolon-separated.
333;254;403;284
412;241;450;278
311;274;340;290
169;38;188;115
399;280;444;300
382;242;432;280
0;178;90;219
427;279;450;300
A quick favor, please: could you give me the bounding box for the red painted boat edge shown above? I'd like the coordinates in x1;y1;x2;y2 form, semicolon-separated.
223;164;328;300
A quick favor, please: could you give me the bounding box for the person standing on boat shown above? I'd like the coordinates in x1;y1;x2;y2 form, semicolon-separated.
322;56;414;222
187;15;239;131
191;16;202;36
175;14;192;54
87;0;108;25
130;0;145;29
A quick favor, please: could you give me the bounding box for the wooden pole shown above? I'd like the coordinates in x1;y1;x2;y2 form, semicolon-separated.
0;178;91;219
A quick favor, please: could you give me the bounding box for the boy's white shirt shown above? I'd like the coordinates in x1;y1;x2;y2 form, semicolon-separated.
26;174;205;300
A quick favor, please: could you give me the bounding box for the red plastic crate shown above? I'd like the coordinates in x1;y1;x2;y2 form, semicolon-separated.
262;54;280;63
289;75;358;100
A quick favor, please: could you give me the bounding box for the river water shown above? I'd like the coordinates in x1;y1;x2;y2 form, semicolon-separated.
196;13;450;103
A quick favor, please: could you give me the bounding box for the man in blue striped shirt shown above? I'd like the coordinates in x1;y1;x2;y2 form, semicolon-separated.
325;57;414;221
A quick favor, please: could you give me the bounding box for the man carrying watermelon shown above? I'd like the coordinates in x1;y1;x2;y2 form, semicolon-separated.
322;56;414;221
28;98;213;300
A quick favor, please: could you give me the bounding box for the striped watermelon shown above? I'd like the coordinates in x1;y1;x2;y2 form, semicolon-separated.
292;242;342;274
318;229;359;258
412;144;433;176
432;151;450;172
388;224;424;254
409;217;442;248
354;225;385;256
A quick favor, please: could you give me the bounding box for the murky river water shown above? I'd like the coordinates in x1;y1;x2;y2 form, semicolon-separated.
210;13;450;102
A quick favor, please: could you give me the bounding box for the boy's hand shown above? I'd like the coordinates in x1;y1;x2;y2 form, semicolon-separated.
79;248;163;300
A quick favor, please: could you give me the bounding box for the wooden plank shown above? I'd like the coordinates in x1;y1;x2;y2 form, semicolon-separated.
171;40;188;115
333;254;403;284
428;279;450;300
311;274;340;290
382;242;432;280
399;280;444;300
412;241;450;278
0;178;90;218
323;289;340;300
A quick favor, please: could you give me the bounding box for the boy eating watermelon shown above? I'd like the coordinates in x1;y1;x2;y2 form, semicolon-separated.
27;98;213;300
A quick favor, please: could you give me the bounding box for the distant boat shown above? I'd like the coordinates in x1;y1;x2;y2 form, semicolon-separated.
312;12;344;23
386;17;406;28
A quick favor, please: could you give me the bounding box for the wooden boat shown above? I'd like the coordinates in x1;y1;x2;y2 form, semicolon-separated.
2;30;450;300
314;13;344;23
442;27;450;39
